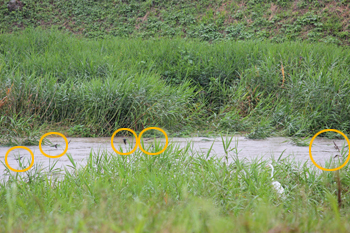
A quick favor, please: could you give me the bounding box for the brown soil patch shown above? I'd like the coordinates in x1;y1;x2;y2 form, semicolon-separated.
238;0;246;8
269;3;279;21
225;16;237;24
135;11;150;30
321;2;350;29
267;224;297;233
138;12;149;22
218;0;233;14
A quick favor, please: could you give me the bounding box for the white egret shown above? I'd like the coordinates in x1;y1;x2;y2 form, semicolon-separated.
267;164;285;195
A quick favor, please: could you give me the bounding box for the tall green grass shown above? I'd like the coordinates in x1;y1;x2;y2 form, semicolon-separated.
1;140;350;232
1;28;350;139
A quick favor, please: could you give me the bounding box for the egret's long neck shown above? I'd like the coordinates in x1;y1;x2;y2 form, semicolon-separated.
269;164;274;178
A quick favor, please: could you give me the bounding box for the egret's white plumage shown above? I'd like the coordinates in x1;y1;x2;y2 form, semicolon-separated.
268;164;285;195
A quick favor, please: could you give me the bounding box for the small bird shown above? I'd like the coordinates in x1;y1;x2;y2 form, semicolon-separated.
50;140;71;149
123;139;127;145
14;156;23;161
333;141;340;152
267;164;285;196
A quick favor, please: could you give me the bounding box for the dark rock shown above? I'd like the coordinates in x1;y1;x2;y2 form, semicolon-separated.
7;0;24;12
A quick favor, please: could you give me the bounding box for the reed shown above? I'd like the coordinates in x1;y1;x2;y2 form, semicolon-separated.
1;29;350;140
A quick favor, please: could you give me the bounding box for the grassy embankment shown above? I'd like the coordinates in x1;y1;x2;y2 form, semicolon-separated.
1;29;350;144
1;0;349;44
0;137;350;232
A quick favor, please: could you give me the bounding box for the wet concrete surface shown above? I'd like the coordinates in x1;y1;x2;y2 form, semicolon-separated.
0;136;348;177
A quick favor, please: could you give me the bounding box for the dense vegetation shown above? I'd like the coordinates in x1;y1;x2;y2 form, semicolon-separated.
1;29;350;142
1;0;349;45
0;140;350;232
1;1;350;232
1;0;350;140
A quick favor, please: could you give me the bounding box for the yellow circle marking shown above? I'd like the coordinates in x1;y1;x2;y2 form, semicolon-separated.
39;132;68;158
138;127;168;155
111;128;138;155
309;129;350;171
5;146;34;172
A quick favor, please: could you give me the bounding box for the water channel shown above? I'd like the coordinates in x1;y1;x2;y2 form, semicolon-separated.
0;136;348;177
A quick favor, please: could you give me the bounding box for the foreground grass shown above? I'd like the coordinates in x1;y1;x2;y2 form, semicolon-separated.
1;141;350;232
